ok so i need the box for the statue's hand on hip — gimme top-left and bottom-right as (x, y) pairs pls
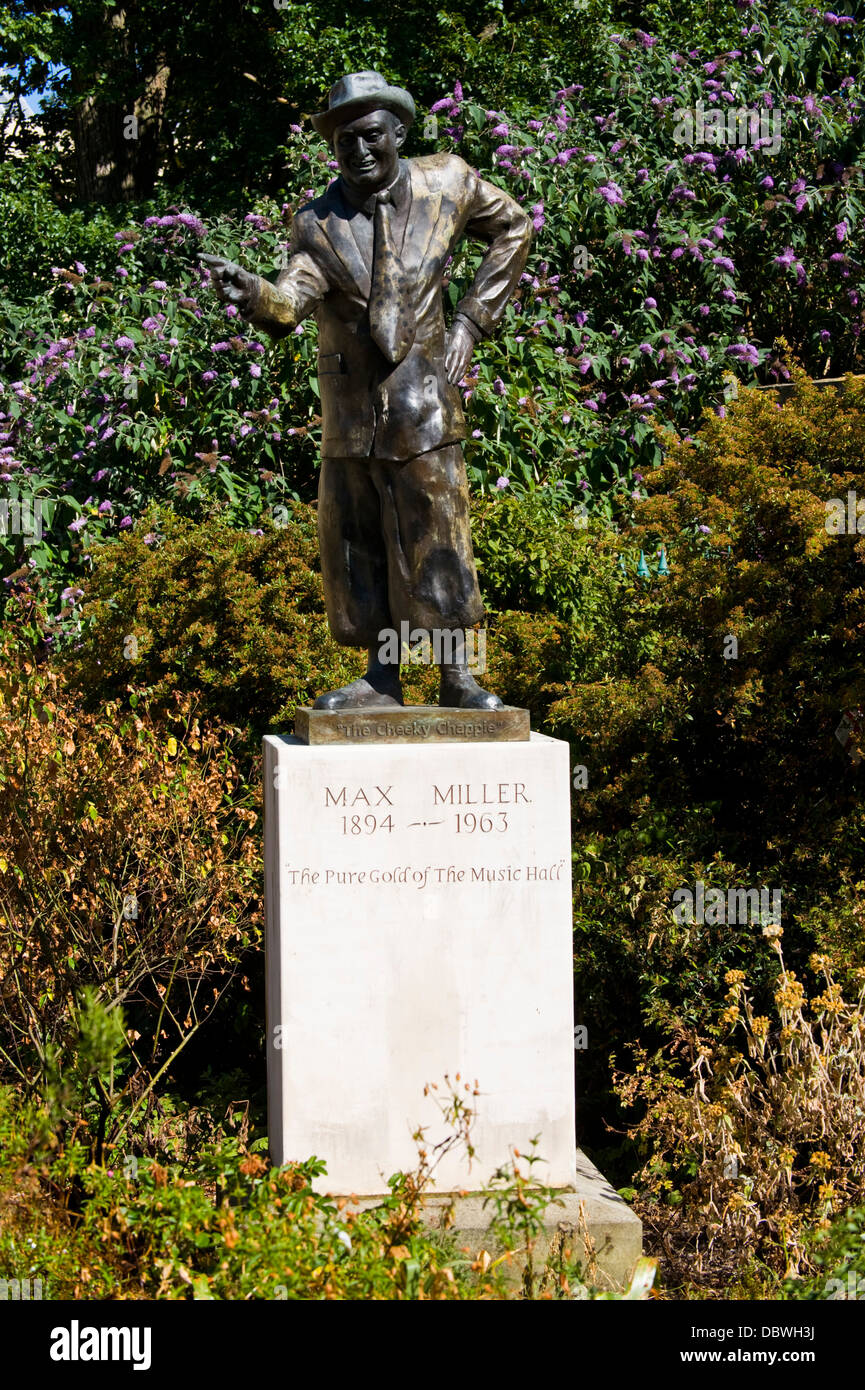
(199, 253), (259, 314)
(445, 319), (475, 386)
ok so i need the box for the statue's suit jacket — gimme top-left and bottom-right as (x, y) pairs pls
(245, 153), (532, 461)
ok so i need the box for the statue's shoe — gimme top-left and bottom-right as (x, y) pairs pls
(313, 676), (404, 711)
(439, 675), (504, 711)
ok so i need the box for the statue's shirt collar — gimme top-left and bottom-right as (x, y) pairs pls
(339, 160), (410, 217)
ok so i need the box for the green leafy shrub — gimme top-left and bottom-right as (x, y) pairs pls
(0, 1081), (610, 1301)
(551, 368), (865, 934)
(62, 493), (621, 725)
(473, 489), (617, 624)
(538, 372), (865, 1165)
(784, 1205), (865, 1300)
(0, 149), (127, 300)
(61, 503), (359, 732)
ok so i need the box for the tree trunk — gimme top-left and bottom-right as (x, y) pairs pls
(71, 3), (169, 203)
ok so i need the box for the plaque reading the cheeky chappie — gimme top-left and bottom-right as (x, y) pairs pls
(294, 704), (530, 745)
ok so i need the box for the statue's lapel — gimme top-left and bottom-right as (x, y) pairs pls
(403, 161), (443, 280)
(313, 165), (445, 301)
(316, 186), (371, 299)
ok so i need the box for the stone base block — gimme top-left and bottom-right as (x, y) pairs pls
(339, 1148), (643, 1292)
(264, 732), (576, 1194)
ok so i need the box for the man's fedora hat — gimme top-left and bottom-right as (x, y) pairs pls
(312, 71), (416, 141)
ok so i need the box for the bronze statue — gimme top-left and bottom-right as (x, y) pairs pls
(202, 71), (531, 711)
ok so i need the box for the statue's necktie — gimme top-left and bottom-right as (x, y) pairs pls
(368, 189), (416, 365)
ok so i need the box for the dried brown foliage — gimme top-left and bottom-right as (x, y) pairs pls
(617, 936), (865, 1288)
(0, 600), (262, 1143)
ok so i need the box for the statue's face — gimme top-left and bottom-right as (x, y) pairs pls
(333, 109), (405, 194)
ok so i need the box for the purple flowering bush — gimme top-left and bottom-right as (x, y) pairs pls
(0, 202), (327, 609)
(1, 6), (863, 609)
(435, 10), (863, 506)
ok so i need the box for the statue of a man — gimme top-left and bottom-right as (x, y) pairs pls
(202, 71), (531, 711)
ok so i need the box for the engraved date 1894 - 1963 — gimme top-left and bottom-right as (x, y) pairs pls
(338, 811), (508, 835)
(324, 782), (527, 835)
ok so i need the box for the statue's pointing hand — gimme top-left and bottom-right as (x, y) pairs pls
(199, 253), (259, 314)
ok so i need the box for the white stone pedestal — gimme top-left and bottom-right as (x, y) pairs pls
(263, 731), (577, 1195)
